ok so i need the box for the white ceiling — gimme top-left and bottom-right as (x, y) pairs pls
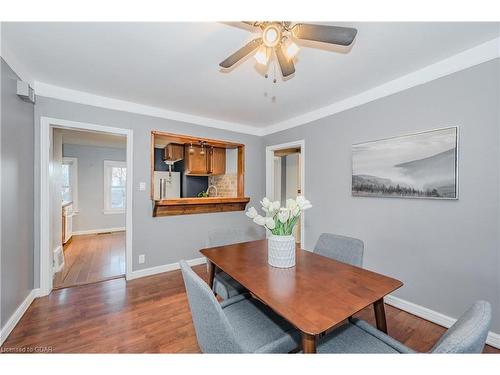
(59, 129), (126, 149)
(3, 22), (500, 129)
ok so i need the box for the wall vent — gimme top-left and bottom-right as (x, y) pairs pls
(16, 80), (36, 104)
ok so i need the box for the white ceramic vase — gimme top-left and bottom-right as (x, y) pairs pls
(268, 235), (296, 268)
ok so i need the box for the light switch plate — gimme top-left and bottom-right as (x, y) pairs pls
(139, 182), (146, 191)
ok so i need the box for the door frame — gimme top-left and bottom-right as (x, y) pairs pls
(39, 116), (133, 296)
(265, 140), (306, 249)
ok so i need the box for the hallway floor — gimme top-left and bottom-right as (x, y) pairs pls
(53, 231), (126, 289)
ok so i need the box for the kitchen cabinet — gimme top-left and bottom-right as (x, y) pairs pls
(209, 147), (226, 175)
(184, 145), (207, 175)
(62, 202), (73, 245)
(164, 143), (184, 162)
(184, 146), (226, 176)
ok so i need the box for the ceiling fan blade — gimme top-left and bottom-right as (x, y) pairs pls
(221, 21), (260, 32)
(292, 24), (357, 46)
(275, 45), (295, 78)
(219, 38), (263, 68)
(241, 21), (261, 28)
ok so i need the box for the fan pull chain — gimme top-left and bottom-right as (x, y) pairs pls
(271, 63), (277, 103)
(263, 52), (277, 103)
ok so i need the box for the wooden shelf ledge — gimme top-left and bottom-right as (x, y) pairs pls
(153, 197), (250, 217)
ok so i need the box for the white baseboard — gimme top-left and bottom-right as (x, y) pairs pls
(385, 294), (500, 349)
(127, 257), (206, 281)
(487, 331), (500, 349)
(72, 227), (125, 236)
(0, 288), (40, 346)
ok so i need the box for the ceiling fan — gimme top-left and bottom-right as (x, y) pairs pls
(219, 22), (358, 79)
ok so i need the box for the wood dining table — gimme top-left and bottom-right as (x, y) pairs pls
(200, 239), (403, 353)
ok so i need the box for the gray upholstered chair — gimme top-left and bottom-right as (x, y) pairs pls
(317, 301), (492, 354)
(208, 228), (263, 299)
(314, 233), (364, 267)
(180, 260), (300, 353)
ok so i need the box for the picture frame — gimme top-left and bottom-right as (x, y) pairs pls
(351, 127), (459, 200)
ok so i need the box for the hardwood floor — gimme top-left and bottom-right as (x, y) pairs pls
(2, 264), (498, 353)
(53, 232), (125, 289)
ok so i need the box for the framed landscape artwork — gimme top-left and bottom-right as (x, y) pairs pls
(352, 127), (458, 199)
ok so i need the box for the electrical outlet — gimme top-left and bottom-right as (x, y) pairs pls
(138, 254), (145, 264)
(139, 182), (146, 191)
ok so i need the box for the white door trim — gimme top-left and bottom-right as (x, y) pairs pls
(265, 140), (306, 249)
(39, 116), (133, 296)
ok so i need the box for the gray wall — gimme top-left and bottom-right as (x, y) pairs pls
(33, 97), (265, 284)
(264, 59), (500, 334)
(4, 49), (499, 340)
(63, 143), (126, 232)
(1, 58), (34, 327)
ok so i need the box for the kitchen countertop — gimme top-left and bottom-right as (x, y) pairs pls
(153, 196), (250, 217)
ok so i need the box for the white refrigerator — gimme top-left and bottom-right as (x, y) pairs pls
(153, 171), (181, 199)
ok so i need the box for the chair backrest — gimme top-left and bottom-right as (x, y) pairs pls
(431, 301), (492, 353)
(207, 227), (263, 247)
(314, 233), (364, 267)
(180, 260), (243, 353)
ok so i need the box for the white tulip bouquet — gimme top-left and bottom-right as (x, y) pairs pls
(245, 196), (312, 236)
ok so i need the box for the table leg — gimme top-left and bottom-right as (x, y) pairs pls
(206, 260), (215, 292)
(373, 298), (388, 334)
(302, 333), (317, 354)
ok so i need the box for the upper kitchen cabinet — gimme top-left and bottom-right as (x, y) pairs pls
(164, 143), (184, 162)
(184, 144), (226, 176)
(151, 131), (249, 217)
(184, 144), (206, 175)
(209, 147), (226, 175)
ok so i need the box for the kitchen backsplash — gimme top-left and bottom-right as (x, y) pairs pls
(208, 173), (237, 197)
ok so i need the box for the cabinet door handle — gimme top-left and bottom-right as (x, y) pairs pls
(207, 148), (213, 173)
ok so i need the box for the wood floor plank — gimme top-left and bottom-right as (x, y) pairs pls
(2, 264), (498, 353)
(53, 232), (125, 289)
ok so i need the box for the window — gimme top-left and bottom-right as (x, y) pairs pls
(104, 160), (127, 214)
(62, 157), (78, 212)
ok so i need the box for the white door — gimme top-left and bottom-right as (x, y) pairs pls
(273, 157), (282, 203)
(285, 153), (300, 199)
(285, 153), (301, 242)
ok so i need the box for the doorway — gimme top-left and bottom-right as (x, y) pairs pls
(266, 140), (305, 248)
(40, 117), (133, 296)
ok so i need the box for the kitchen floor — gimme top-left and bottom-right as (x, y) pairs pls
(53, 231), (126, 289)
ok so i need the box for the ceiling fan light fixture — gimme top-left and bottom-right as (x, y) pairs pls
(219, 22), (357, 80)
(262, 24), (281, 47)
(254, 46), (269, 65)
(285, 40), (300, 60)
